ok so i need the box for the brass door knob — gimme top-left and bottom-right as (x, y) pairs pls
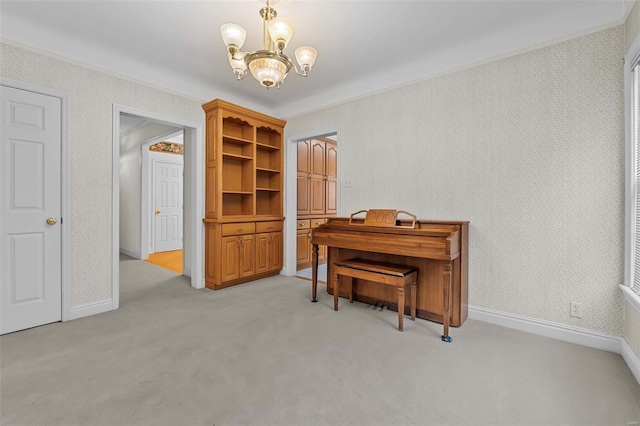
(46, 217), (57, 225)
(155, 209), (161, 215)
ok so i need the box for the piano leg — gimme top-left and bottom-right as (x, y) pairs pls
(442, 262), (453, 343)
(333, 267), (340, 311)
(397, 286), (405, 332)
(311, 244), (319, 302)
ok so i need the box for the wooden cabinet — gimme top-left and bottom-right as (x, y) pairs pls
(220, 234), (255, 282)
(296, 138), (336, 271)
(296, 218), (327, 270)
(203, 99), (285, 290)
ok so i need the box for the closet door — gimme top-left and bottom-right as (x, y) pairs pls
(297, 141), (311, 216)
(309, 140), (326, 215)
(325, 141), (337, 215)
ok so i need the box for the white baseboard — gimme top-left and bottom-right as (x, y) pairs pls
(119, 248), (141, 259)
(621, 338), (640, 385)
(468, 305), (622, 353)
(69, 299), (114, 320)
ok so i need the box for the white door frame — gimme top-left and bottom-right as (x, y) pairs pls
(113, 105), (204, 306)
(284, 127), (340, 276)
(0, 77), (72, 322)
(140, 130), (183, 260)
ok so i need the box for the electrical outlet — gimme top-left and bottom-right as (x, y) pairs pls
(343, 179), (353, 188)
(570, 302), (583, 318)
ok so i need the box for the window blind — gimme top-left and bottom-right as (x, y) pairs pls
(633, 60), (640, 295)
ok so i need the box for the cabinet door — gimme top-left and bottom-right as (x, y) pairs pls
(255, 233), (269, 274)
(310, 140), (325, 177)
(310, 177), (325, 215)
(297, 140), (311, 174)
(269, 232), (283, 271)
(239, 235), (255, 278)
(296, 229), (311, 265)
(325, 142), (337, 215)
(297, 174), (310, 216)
(221, 236), (240, 282)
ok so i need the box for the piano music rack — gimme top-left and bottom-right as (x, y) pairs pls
(348, 209), (417, 229)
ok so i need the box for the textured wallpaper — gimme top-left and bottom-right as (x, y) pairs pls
(286, 26), (626, 335)
(0, 41), (205, 306)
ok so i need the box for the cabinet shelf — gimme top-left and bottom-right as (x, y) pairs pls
(223, 135), (253, 145)
(223, 152), (253, 161)
(256, 187), (280, 192)
(223, 190), (254, 195)
(256, 167), (280, 173)
(256, 142), (280, 151)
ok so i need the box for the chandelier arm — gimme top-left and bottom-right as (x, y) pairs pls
(291, 63), (310, 77)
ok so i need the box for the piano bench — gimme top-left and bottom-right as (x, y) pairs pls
(332, 258), (417, 332)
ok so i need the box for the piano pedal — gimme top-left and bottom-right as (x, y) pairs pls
(372, 302), (379, 309)
(441, 335), (452, 343)
(380, 304), (385, 311)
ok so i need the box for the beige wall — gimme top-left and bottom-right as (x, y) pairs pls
(286, 26), (625, 335)
(0, 41), (205, 307)
(625, 0), (640, 363)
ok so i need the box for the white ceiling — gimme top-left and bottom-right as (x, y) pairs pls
(0, 0), (631, 118)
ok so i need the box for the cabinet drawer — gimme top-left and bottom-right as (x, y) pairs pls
(256, 221), (283, 233)
(297, 219), (310, 230)
(221, 222), (256, 236)
(310, 218), (326, 228)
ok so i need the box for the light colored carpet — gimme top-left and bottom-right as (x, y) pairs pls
(296, 263), (327, 282)
(1, 255), (639, 425)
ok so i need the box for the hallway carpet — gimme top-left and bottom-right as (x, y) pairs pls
(1, 256), (639, 425)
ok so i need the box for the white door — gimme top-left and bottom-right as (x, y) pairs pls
(1, 86), (62, 334)
(154, 160), (183, 252)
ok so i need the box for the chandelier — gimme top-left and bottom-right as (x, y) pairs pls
(220, 0), (317, 88)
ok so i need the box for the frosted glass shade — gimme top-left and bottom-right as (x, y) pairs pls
(268, 18), (294, 49)
(248, 57), (287, 88)
(295, 46), (317, 70)
(220, 23), (246, 49)
(228, 52), (247, 74)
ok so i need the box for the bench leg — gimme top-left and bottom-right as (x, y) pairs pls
(333, 268), (340, 311)
(348, 277), (354, 303)
(397, 286), (405, 332)
(410, 280), (416, 321)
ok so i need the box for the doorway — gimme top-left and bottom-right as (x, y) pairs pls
(113, 105), (204, 308)
(285, 129), (340, 282)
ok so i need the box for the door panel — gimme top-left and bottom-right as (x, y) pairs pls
(296, 175), (310, 216)
(221, 236), (239, 282)
(239, 236), (255, 278)
(1, 86), (61, 334)
(297, 140), (310, 175)
(310, 178), (325, 215)
(310, 140), (325, 177)
(269, 232), (283, 271)
(155, 161), (183, 252)
(255, 233), (269, 274)
(296, 230), (311, 265)
(325, 142), (337, 179)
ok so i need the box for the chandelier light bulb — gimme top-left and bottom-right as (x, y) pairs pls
(268, 17), (294, 51)
(295, 46), (317, 72)
(220, 23), (247, 53)
(228, 52), (247, 77)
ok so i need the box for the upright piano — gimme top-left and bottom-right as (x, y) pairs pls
(311, 215), (469, 330)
